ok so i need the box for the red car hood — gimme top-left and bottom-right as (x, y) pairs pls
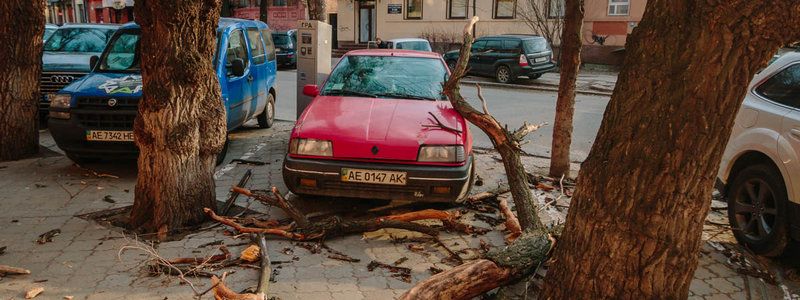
(294, 96), (468, 162)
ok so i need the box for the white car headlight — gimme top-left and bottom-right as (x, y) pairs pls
(49, 94), (71, 109)
(290, 138), (333, 157)
(418, 145), (465, 163)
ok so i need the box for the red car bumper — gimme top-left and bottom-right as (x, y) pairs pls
(282, 155), (474, 202)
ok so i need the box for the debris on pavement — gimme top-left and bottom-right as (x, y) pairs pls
(36, 229), (61, 244)
(25, 286), (44, 299)
(231, 159), (269, 166)
(102, 195), (115, 203)
(367, 260), (412, 283)
(0, 265), (31, 275)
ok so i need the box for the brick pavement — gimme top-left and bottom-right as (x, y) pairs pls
(0, 121), (794, 299)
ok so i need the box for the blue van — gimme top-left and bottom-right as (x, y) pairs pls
(40, 23), (119, 121)
(47, 18), (278, 163)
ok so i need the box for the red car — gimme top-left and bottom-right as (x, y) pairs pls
(283, 49), (474, 202)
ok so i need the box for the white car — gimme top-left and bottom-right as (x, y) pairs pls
(717, 51), (800, 257)
(368, 38), (432, 52)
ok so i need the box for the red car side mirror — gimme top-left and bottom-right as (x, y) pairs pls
(303, 84), (319, 97)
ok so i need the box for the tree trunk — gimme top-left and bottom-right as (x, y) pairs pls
(542, 1), (800, 298)
(259, 0), (268, 24)
(0, 0), (44, 161)
(548, 0), (583, 178)
(444, 17), (544, 232)
(129, 0), (226, 237)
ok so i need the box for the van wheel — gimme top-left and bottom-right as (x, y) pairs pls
(727, 164), (790, 257)
(495, 65), (514, 84)
(216, 136), (229, 166)
(257, 93), (275, 129)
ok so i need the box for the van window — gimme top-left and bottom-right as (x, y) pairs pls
(226, 29), (249, 76)
(246, 28), (267, 64)
(261, 29), (276, 61)
(755, 64), (800, 108)
(44, 27), (115, 53)
(471, 40), (488, 52)
(99, 32), (140, 72)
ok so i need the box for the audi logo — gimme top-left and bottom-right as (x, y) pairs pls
(50, 75), (75, 84)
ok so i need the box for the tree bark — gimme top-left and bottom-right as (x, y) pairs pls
(542, 1), (800, 298)
(259, 0), (268, 24)
(0, 0), (44, 161)
(129, 0), (226, 237)
(444, 17), (544, 232)
(548, 0), (583, 178)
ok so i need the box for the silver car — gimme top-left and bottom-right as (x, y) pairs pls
(717, 51), (800, 257)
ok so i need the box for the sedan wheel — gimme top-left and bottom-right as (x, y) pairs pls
(727, 164), (790, 257)
(495, 66), (513, 84)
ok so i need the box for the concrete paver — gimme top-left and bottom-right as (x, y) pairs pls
(0, 122), (794, 299)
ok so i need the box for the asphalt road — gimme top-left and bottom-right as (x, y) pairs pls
(273, 68), (610, 162)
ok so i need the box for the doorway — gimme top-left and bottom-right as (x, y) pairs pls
(358, 1), (376, 43)
(328, 13), (338, 49)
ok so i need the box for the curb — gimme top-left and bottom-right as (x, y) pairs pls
(461, 80), (613, 97)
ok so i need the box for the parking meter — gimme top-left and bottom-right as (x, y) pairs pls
(296, 20), (332, 118)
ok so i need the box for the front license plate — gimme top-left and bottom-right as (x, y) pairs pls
(534, 57), (548, 63)
(86, 130), (134, 142)
(341, 168), (407, 186)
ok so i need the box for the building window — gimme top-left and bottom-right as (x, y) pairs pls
(548, 0), (564, 18)
(448, 0), (468, 19)
(406, 0), (422, 19)
(494, 0), (516, 19)
(272, 0), (286, 6)
(608, 0), (629, 16)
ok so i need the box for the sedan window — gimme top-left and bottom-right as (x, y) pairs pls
(756, 64), (800, 108)
(321, 56), (448, 101)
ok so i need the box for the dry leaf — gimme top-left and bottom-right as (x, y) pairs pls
(25, 286), (44, 299)
(64, 296), (73, 300)
(240, 245), (260, 262)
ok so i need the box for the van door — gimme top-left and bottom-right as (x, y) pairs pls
(469, 40), (488, 75)
(223, 29), (253, 129)
(246, 27), (269, 120)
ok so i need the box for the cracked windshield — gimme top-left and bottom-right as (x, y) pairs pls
(321, 55), (448, 100)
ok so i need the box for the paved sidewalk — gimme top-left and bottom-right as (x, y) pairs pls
(462, 70), (617, 96)
(0, 121), (793, 299)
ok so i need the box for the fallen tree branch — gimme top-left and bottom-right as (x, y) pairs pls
(222, 169), (253, 216)
(0, 265), (31, 275)
(167, 246), (231, 265)
(401, 232), (553, 299)
(232, 187), (310, 227)
(205, 208), (311, 240)
(498, 198), (522, 242)
(254, 234), (271, 295)
(212, 274), (265, 300)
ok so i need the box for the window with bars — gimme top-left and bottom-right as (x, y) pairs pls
(548, 0), (564, 18)
(449, 0), (468, 19)
(608, 0), (629, 16)
(494, 0), (516, 19)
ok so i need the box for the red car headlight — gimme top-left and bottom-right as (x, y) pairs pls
(290, 138), (333, 157)
(417, 145), (465, 163)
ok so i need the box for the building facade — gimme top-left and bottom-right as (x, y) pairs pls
(227, 0), (338, 31)
(45, 0), (89, 24)
(334, 0), (645, 64)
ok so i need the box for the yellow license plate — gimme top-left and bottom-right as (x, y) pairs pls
(341, 168), (407, 186)
(85, 130), (134, 142)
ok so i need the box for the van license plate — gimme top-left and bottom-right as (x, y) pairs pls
(341, 168), (407, 186)
(534, 57), (548, 63)
(86, 130), (134, 142)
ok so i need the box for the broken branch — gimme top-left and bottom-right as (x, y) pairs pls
(498, 198), (522, 242)
(232, 187), (310, 227)
(0, 264), (31, 275)
(254, 234), (271, 295)
(204, 208), (310, 240)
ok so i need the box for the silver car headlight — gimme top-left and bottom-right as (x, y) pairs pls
(290, 138), (333, 157)
(418, 145), (465, 163)
(49, 94), (71, 109)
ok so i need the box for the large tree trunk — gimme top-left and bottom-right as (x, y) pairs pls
(0, 0), (44, 161)
(542, 1), (800, 298)
(259, 0), (268, 24)
(129, 0), (226, 237)
(548, 0), (583, 178)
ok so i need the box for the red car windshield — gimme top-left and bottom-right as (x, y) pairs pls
(321, 55), (448, 101)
